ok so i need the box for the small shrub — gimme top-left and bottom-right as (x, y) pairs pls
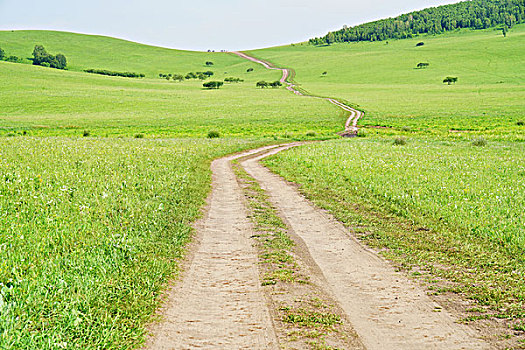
(207, 130), (220, 138)
(134, 133), (144, 139)
(416, 42), (425, 47)
(472, 138), (487, 147)
(205, 61), (214, 66)
(6, 132), (16, 137)
(517, 121), (524, 126)
(82, 130), (90, 137)
(306, 131), (316, 137)
(393, 137), (407, 146)
(357, 129), (367, 137)
(247, 68), (254, 73)
(322, 71), (327, 75)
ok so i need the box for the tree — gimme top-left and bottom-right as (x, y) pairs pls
(32, 45), (49, 65)
(443, 76), (458, 85)
(203, 81), (223, 89)
(417, 62), (430, 69)
(205, 61), (214, 66)
(172, 74), (184, 82)
(416, 42), (425, 47)
(247, 68), (254, 73)
(269, 81), (282, 88)
(32, 45), (67, 69)
(502, 25), (508, 37)
(256, 81), (269, 89)
(0, 47), (4, 60)
(203, 71), (214, 77)
(54, 54), (67, 69)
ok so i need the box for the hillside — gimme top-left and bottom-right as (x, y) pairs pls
(311, 0), (525, 44)
(251, 24), (525, 134)
(0, 31), (341, 138)
(0, 30), (251, 77)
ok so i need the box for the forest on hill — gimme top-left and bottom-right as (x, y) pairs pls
(309, 0), (524, 44)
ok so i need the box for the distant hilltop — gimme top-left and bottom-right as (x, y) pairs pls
(310, 0), (524, 45)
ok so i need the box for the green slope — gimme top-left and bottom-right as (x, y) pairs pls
(251, 25), (525, 135)
(0, 31), (342, 138)
(0, 30), (241, 77)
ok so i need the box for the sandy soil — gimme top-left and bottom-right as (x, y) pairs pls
(241, 145), (491, 350)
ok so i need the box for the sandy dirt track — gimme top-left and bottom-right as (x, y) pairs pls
(241, 145), (490, 350)
(146, 146), (280, 350)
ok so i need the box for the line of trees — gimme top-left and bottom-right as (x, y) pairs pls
(203, 81), (223, 89)
(32, 45), (67, 69)
(0, 47), (24, 63)
(309, 0), (524, 45)
(256, 81), (283, 88)
(224, 77), (244, 83)
(84, 69), (145, 78)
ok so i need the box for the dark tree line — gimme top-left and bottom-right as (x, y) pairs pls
(85, 69), (145, 78)
(310, 0), (524, 45)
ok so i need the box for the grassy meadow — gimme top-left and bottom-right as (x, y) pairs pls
(251, 24), (525, 135)
(0, 30), (343, 138)
(0, 21), (524, 348)
(0, 137), (271, 349)
(264, 138), (525, 329)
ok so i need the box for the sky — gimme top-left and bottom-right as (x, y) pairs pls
(0, 0), (461, 51)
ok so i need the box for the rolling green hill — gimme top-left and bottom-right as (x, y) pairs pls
(0, 31), (342, 138)
(251, 24), (525, 135)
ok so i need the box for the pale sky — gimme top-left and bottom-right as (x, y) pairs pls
(0, 0), (461, 51)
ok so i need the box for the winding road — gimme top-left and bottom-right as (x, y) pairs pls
(146, 54), (491, 349)
(232, 51), (363, 135)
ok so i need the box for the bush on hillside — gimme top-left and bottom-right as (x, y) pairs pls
(393, 137), (407, 145)
(256, 81), (269, 88)
(32, 45), (67, 69)
(417, 62), (430, 69)
(5, 56), (23, 63)
(416, 42), (425, 47)
(207, 130), (220, 138)
(472, 137), (487, 147)
(270, 81), (282, 88)
(443, 76), (458, 85)
(205, 61), (214, 66)
(247, 68), (254, 72)
(517, 121), (524, 126)
(0, 47), (4, 60)
(203, 81), (224, 89)
(224, 77), (244, 83)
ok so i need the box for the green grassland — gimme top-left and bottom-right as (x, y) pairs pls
(0, 137), (270, 349)
(0, 30), (343, 138)
(1, 22), (525, 348)
(264, 138), (525, 331)
(250, 24), (525, 135)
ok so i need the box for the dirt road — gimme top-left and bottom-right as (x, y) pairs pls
(241, 145), (490, 350)
(146, 146), (280, 350)
(148, 143), (490, 349)
(231, 51), (363, 134)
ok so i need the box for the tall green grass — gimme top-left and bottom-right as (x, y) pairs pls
(265, 138), (525, 249)
(0, 137), (266, 349)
